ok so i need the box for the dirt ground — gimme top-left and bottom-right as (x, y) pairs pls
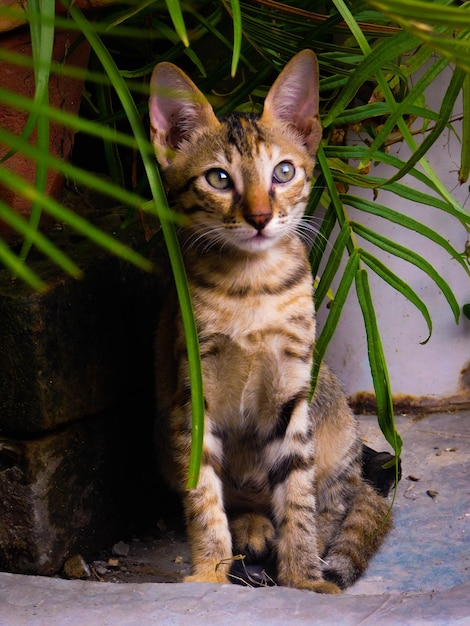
(80, 522), (273, 587)
(85, 521), (192, 585)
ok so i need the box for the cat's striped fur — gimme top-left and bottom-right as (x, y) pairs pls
(150, 50), (391, 593)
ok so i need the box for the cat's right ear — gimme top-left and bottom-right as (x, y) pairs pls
(149, 63), (219, 168)
(262, 49), (322, 155)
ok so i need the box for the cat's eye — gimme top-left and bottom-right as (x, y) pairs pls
(273, 161), (295, 184)
(205, 168), (233, 190)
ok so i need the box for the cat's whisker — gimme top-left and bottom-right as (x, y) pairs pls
(299, 214), (323, 232)
(183, 225), (230, 255)
(297, 216), (335, 253)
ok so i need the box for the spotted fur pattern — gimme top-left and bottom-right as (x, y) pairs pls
(150, 50), (391, 593)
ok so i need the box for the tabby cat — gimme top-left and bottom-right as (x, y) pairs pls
(150, 50), (391, 593)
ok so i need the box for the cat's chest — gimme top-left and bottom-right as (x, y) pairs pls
(187, 244), (314, 349)
(192, 288), (314, 361)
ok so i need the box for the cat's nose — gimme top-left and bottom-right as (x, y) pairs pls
(245, 212), (273, 232)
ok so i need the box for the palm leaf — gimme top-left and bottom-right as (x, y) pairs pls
(2, 0), (469, 486)
(164, 0), (189, 47)
(314, 221), (351, 310)
(355, 268), (402, 457)
(352, 222), (461, 323)
(460, 75), (470, 183)
(64, 0), (204, 489)
(0, 164), (152, 272)
(0, 238), (47, 291)
(343, 194), (470, 274)
(310, 252), (359, 398)
(360, 249), (432, 344)
(365, 0), (470, 72)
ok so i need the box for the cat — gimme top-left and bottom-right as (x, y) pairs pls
(149, 49), (392, 593)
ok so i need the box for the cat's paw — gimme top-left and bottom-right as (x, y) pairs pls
(278, 574), (342, 594)
(302, 580), (342, 594)
(230, 513), (275, 562)
(184, 570), (230, 584)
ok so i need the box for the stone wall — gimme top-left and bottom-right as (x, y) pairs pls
(0, 211), (167, 574)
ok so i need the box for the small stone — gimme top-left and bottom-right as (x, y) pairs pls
(63, 554), (91, 579)
(427, 490), (439, 500)
(95, 565), (109, 576)
(93, 561), (109, 576)
(112, 541), (130, 557)
(107, 558), (120, 568)
(174, 556), (183, 564)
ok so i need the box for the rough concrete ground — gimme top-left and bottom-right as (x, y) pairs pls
(0, 411), (469, 624)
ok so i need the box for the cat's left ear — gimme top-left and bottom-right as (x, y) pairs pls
(262, 50), (322, 155)
(149, 62), (219, 168)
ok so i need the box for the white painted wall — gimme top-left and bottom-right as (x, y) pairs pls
(316, 67), (470, 403)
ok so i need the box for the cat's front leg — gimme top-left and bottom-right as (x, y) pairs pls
(272, 466), (341, 594)
(183, 462), (233, 584)
(269, 402), (341, 594)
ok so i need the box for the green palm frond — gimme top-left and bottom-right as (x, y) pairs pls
(2, 0), (470, 481)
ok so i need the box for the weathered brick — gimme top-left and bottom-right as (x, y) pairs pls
(0, 218), (166, 435)
(0, 209), (170, 574)
(0, 29), (90, 243)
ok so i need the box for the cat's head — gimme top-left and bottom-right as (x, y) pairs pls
(149, 50), (321, 254)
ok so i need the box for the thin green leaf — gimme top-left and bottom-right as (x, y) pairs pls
(18, 0), (55, 263)
(0, 200), (83, 279)
(103, 0), (156, 29)
(322, 30), (418, 127)
(330, 0), (467, 216)
(332, 0), (370, 52)
(0, 0), (53, 165)
(0, 238), (47, 291)
(332, 102), (441, 127)
(309, 206), (336, 279)
(164, 0), (189, 47)
(325, 146), (470, 222)
(355, 268), (402, 457)
(0, 87), (139, 151)
(63, 0), (203, 489)
(381, 66), (466, 186)
(352, 222), (461, 323)
(366, 0), (470, 26)
(190, 6), (255, 72)
(314, 221), (351, 310)
(460, 74), (470, 183)
(361, 55), (449, 161)
(360, 248), (432, 343)
(0, 126), (163, 218)
(310, 251), (359, 399)
(0, 164), (152, 272)
(378, 182), (470, 225)
(229, 0), (242, 77)
(343, 194), (470, 274)
(422, 35), (470, 79)
(316, 146), (349, 234)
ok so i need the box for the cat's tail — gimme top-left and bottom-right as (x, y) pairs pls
(321, 479), (392, 589)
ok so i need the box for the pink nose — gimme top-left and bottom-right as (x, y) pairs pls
(245, 212), (272, 232)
